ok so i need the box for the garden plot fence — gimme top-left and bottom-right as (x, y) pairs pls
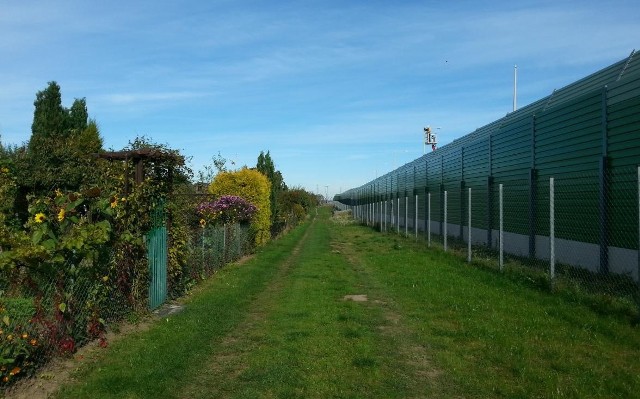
(0, 202), (252, 388)
(336, 49), (640, 307)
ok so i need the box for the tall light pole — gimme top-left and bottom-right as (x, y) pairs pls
(324, 185), (329, 202)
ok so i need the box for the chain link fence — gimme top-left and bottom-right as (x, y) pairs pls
(0, 193), (254, 387)
(345, 165), (640, 319)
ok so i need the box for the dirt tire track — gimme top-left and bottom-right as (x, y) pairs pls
(329, 224), (444, 398)
(178, 216), (317, 399)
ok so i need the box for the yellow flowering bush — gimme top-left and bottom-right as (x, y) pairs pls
(208, 168), (271, 246)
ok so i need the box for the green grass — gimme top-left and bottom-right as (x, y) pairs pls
(339, 225), (640, 398)
(53, 207), (640, 398)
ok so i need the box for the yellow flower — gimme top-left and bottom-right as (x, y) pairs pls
(21, 333), (28, 339)
(102, 276), (109, 282)
(34, 213), (46, 223)
(55, 188), (63, 197)
(58, 208), (66, 222)
(6, 334), (13, 341)
(110, 198), (118, 208)
(199, 219), (206, 228)
(9, 367), (20, 376)
(1, 167), (8, 173)
(30, 338), (37, 346)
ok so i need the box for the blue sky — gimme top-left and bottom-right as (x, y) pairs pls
(0, 0), (638, 198)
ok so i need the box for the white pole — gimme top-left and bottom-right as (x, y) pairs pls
(550, 177), (555, 283)
(385, 200), (388, 232)
(428, 193), (431, 247)
(405, 195), (408, 237)
(513, 64), (518, 112)
(397, 197), (400, 234)
(444, 190), (448, 251)
(499, 184), (504, 271)
(468, 187), (472, 263)
(415, 194), (419, 240)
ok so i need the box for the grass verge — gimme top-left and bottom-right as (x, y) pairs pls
(339, 224), (640, 398)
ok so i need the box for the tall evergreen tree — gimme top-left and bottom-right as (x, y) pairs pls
(30, 81), (67, 140)
(68, 98), (89, 133)
(24, 82), (103, 192)
(256, 151), (287, 234)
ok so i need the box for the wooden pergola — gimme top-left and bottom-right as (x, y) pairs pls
(98, 148), (184, 194)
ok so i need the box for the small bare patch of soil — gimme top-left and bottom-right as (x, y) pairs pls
(343, 294), (368, 302)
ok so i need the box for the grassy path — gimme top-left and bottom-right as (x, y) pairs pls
(50, 207), (640, 398)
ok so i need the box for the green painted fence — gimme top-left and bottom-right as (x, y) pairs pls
(337, 49), (640, 280)
(147, 201), (168, 310)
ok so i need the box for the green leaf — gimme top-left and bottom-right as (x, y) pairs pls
(2, 315), (10, 326)
(71, 198), (84, 209)
(58, 303), (66, 313)
(42, 239), (56, 251)
(32, 230), (43, 244)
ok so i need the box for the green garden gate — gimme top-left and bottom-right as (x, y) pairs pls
(147, 201), (168, 310)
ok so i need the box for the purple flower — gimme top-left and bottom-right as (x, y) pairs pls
(197, 195), (257, 224)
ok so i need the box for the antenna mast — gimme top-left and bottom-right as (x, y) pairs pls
(513, 64), (518, 112)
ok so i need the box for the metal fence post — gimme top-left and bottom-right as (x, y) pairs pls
(444, 190), (448, 251)
(499, 184), (503, 271)
(468, 187), (472, 263)
(428, 192), (431, 247)
(384, 199), (387, 232)
(397, 196), (400, 234)
(415, 194), (419, 240)
(550, 177), (555, 285)
(405, 195), (409, 237)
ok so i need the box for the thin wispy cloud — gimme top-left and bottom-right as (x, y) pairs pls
(0, 0), (637, 196)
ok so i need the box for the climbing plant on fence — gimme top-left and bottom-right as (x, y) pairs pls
(0, 138), (198, 386)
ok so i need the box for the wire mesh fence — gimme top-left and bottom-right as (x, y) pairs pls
(345, 165), (640, 318)
(0, 206), (253, 387)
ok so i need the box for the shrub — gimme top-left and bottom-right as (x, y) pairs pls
(208, 168), (271, 246)
(197, 195), (257, 225)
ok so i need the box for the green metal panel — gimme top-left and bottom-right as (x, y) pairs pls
(491, 115), (531, 181)
(464, 140), (490, 229)
(608, 85), (640, 249)
(148, 202), (168, 310)
(338, 50), (639, 256)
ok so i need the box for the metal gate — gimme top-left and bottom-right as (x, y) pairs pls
(147, 201), (168, 310)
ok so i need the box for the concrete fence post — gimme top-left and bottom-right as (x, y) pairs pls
(444, 190), (448, 251)
(405, 195), (409, 237)
(468, 187), (472, 263)
(415, 194), (419, 240)
(428, 193), (431, 247)
(499, 184), (504, 271)
(397, 196), (400, 234)
(550, 177), (555, 284)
